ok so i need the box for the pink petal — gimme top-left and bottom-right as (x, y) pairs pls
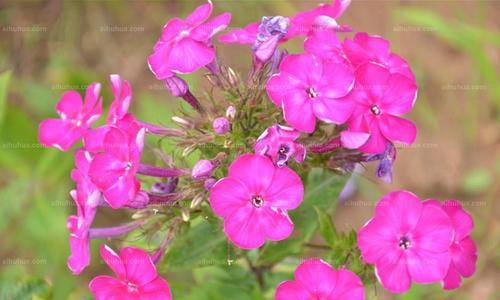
(280, 54), (322, 84)
(282, 93), (315, 133)
(100, 244), (126, 279)
(83, 83), (102, 113)
(358, 218), (398, 264)
(387, 53), (416, 81)
(103, 127), (131, 161)
(67, 233), (90, 275)
(340, 130), (370, 149)
(312, 97), (355, 124)
(375, 252), (411, 294)
(108, 75), (132, 123)
(379, 115), (416, 145)
(412, 204), (454, 252)
(89, 153), (127, 189)
(167, 38), (215, 74)
(332, 0), (352, 18)
(56, 90), (83, 119)
(275, 280), (311, 300)
(159, 18), (188, 43)
(353, 32), (390, 61)
(218, 22), (259, 44)
(228, 154), (275, 195)
(442, 200), (474, 240)
(266, 73), (305, 107)
(224, 205), (266, 249)
(357, 123), (388, 154)
(209, 177), (250, 217)
(353, 63), (390, 101)
(89, 275), (131, 300)
(328, 269), (365, 300)
(304, 29), (341, 59)
(317, 61), (354, 98)
(263, 166), (303, 210)
(190, 12), (231, 41)
(261, 207), (294, 242)
(186, 1), (213, 26)
(102, 176), (139, 209)
(295, 259), (337, 296)
(140, 277), (173, 300)
(120, 247), (158, 285)
(443, 264), (462, 290)
(375, 191), (423, 233)
(39, 119), (84, 151)
(452, 236), (477, 277)
(380, 73), (417, 115)
(406, 248), (451, 283)
(83, 125), (109, 152)
(342, 38), (372, 68)
(148, 43), (175, 80)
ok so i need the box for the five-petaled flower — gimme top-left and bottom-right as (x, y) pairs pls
(209, 154), (304, 249)
(358, 191), (454, 293)
(275, 258), (365, 300)
(266, 53), (354, 133)
(340, 63), (418, 154)
(148, 0), (231, 79)
(89, 245), (172, 300)
(39, 83), (102, 151)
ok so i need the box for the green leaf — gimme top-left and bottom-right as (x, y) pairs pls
(162, 216), (233, 270)
(0, 70), (12, 131)
(0, 278), (52, 300)
(315, 207), (338, 247)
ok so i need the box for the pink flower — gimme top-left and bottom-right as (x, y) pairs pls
(340, 63), (417, 154)
(39, 83), (102, 151)
(148, 0), (231, 79)
(67, 150), (100, 274)
(266, 53), (354, 133)
(209, 154), (304, 249)
(358, 191), (454, 293)
(255, 124), (306, 167)
(343, 32), (415, 81)
(275, 258), (365, 300)
(89, 245), (172, 300)
(426, 200), (478, 290)
(287, 0), (352, 37)
(88, 124), (145, 208)
(304, 29), (346, 64)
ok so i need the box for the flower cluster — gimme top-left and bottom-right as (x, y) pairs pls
(37, 0), (476, 298)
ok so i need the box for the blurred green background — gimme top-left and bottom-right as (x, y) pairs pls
(0, 0), (498, 299)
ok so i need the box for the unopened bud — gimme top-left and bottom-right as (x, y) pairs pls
(192, 159), (216, 179)
(226, 106), (236, 119)
(212, 117), (231, 135)
(227, 67), (239, 86)
(172, 116), (192, 128)
(164, 75), (188, 97)
(181, 208), (190, 222)
(190, 193), (205, 209)
(203, 178), (217, 191)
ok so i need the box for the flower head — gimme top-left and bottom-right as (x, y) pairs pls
(255, 124), (306, 167)
(266, 53), (354, 133)
(275, 258), (365, 300)
(340, 63), (417, 154)
(148, 0), (231, 78)
(89, 245), (172, 300)
(39, 83), (102, 151)
(343, 32), (415, 81)
(209, 154), (304, 249)
(426, 200), (478, 290)
(89, 123), (145, 208)
(358, 191), (454, 293)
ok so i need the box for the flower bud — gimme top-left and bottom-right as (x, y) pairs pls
(192, 159), (216, 179)
(203, 178), (217, 191)
(212, 117), (231, 135)
(226, 106), (236, 120)
(164, 75), (188, 97)
(172, 116), (192, 128)
(126, 191), (150, 209)
(190, 193), (205, 209)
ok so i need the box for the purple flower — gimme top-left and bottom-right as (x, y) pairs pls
(255, 124), (306, 167)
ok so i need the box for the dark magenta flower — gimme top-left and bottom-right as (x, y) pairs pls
(275, 258), (365, 300)
(255, 124), (306, 167)
(39, 83), (102, 151)
(89, 245), (172, 300)
(209, 154), (304, 249)
(148, 0), (231, 78)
